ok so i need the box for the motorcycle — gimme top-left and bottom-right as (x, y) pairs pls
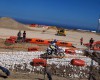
(40, 47), (65, 59)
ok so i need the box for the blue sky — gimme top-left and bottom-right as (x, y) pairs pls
(0, 0), (100, 30)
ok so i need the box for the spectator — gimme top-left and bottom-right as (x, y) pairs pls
(46, 70), (52, 80)
(17, 30), (21, 42)
(45, 65), (52, 80)
(23, 31), (26, 42)
(89, 38), (94, 49)
(80, 37), (83, 45)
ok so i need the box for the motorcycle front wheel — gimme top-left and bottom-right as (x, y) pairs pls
(57, 52), (65, 58)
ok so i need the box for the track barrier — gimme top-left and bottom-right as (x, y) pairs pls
(57, 41), (72, 47)
(31, 58), (47, 67)
(9, 36), (17, 40)
(28, 47), (39, 51)
(30, 38), (49, 45)
(71, 59), (85, 66)
(5, 38), (16, 44)
(0, 35), (73, 47)
(0, 46), (28, 49)
(65, 48), (76, 55)
(25, 38), (32, 42)
(30, 38), (72, 47)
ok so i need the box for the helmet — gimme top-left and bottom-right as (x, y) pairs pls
(53, 39), (57, 43)
(52, 43), (56, 46)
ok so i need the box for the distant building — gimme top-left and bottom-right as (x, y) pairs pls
(97, 19), (100, 33)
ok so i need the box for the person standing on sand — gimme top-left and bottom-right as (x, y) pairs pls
(80, 37), (83, 45)
(89, 38), (94, 49)
(17, 30), (21, 42)
(43, 65), (52, 80)
(23, 31), (26, 42)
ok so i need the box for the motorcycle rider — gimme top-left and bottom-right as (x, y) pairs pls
(46, 39), (58, 55)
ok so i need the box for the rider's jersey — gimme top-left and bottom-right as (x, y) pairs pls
(46, 43), (56, 54)
(46, 39), (58, 55)
(49, 44), (56, 50)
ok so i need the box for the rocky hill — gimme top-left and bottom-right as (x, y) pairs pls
(0, 17), (30, 30)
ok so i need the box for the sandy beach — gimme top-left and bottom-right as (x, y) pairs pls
(0, 27), (100, 45)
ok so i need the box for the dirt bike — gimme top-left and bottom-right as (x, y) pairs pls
(40, 47), (65, 59)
